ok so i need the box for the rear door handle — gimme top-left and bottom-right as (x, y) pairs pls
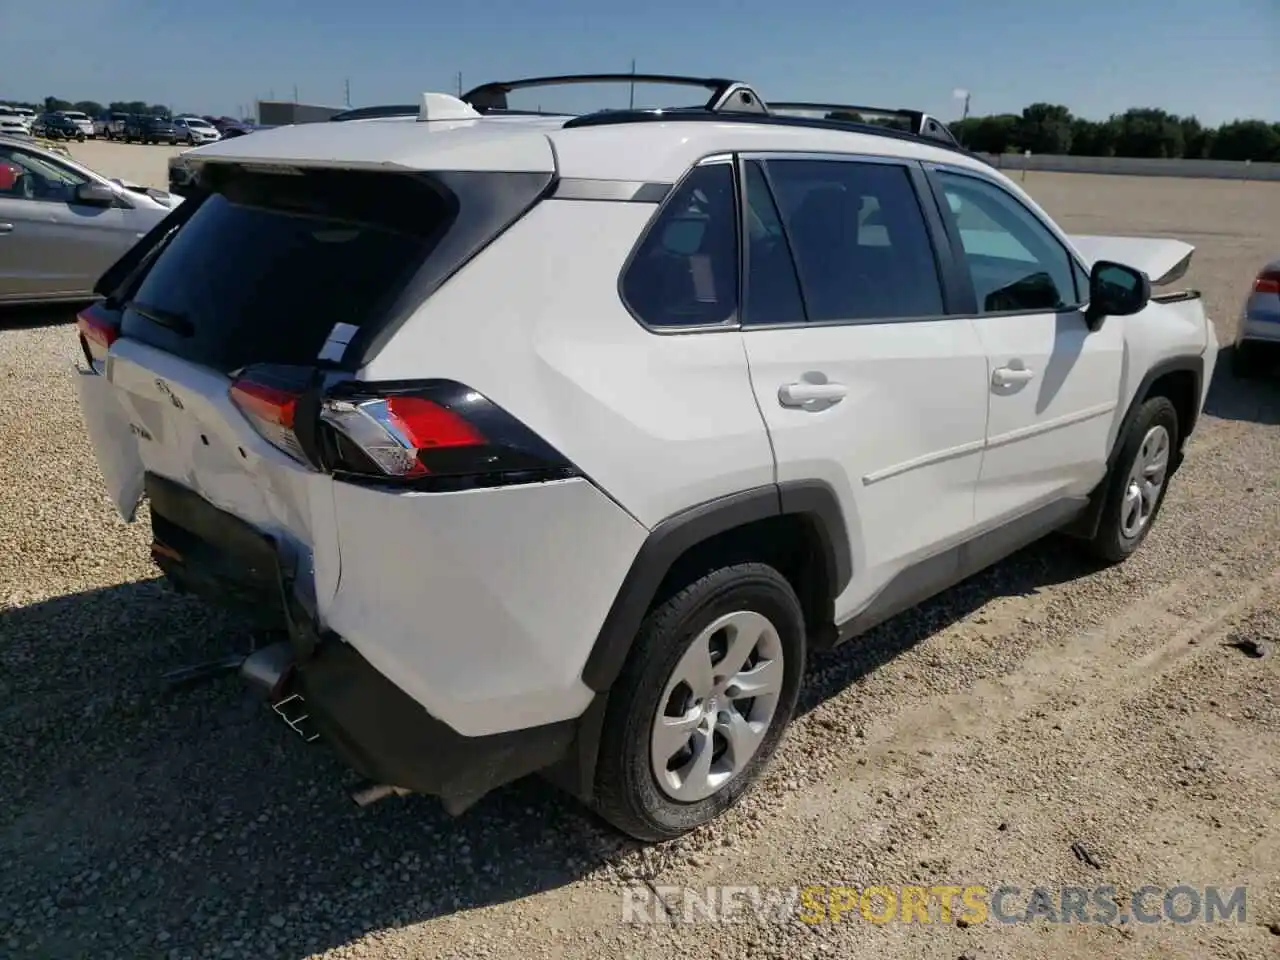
(778, 379), (848, 408)
(992, 365), (1035, 387)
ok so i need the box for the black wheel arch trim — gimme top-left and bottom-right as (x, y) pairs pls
(1108, 354), (1203, 472)
(580, 480), (851, 694)
(1063, 352), (1204, 541)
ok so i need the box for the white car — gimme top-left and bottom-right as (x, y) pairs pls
(0, 118), (29, 137)
(75, 74), (1217, 842)
(56, 110), (96, 138)
(172, 116), (221, 145)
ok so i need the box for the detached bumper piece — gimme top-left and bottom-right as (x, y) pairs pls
(144, 472), (577, 813)
(288, 613), (576, 813)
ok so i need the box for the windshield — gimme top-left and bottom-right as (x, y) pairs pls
(60, 112), (88, 120)
(182, 118), (213, 129)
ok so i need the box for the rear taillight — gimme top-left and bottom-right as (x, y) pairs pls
(319, 381), (578, 488)
(1253, 269), (1280, 295)
(76, 303), (120, 373)
(228, 365), (313, 463)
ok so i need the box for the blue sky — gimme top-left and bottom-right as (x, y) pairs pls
(1, 0), (1275, 123)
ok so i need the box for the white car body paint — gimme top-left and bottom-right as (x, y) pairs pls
(322, 478), (646, 736)
(361, 198), (779, 527)
(75, 99), (1219, 751)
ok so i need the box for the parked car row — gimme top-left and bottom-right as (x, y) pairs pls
(98, 112), (223, 145)
(0, 108), (226, 146)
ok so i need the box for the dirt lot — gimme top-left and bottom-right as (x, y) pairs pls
(2, 142), (1278, 959)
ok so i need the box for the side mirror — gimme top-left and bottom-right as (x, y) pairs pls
(1085, 260), (1150, 331)
(74, 181), (118, 207)
(0, 163), (19, 191)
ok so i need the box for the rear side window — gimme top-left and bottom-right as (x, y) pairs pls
(119, 166), (550, 372)
(765, 159), (944, 323)
(621, 162), (739, 329)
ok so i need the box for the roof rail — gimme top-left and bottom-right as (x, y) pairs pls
(461, 73), (768, 115)
(330, 104), (420, 122)
(768, 102), (959, 146)
(335, 74), (962, 152)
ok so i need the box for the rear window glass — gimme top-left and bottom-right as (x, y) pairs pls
(121, 168), (452, 372)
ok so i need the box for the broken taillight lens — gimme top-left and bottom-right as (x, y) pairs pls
(318, 381), (578, 488)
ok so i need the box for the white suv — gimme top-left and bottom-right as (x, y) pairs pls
(77, 75), (1218, 841)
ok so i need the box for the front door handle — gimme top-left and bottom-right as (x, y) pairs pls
(778, 378), (848, 408)
(992, 365), (1035, 387)
(0, 223), (13, 234)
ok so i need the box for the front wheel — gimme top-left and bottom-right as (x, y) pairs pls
(1086, 395), (1179, 563)
(593, 563), (806, 841)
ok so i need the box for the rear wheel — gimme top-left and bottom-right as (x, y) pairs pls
(1086, 396), (1179, 563)
(593, 563), (805, 841)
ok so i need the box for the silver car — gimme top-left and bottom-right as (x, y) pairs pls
(0, 135), (181, 304)
(1234, 260), (1279, 377)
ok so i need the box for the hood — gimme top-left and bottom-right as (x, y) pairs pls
(1069, 235), (1194, 287)
(109, 178), (182, 207)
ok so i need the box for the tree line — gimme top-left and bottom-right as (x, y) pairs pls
(11, 95), (1278, 161)
(948, 104), (1279, 162)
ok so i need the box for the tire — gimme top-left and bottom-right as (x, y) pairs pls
(1086, 395), (1179, 563)
(593, 562), (806, 841)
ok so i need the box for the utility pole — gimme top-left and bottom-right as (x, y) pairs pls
(628, 58), (636, 109)
(293, 84), (299, 103)
(344, 78), (351, 106)
(456, 71), (463, 97)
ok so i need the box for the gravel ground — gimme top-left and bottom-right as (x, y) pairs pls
(2, 143), (1279, 959)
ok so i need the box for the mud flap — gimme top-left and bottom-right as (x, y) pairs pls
(75, 366), (145, 521)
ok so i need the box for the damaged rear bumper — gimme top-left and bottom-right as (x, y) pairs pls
(148, 473), (577, 811)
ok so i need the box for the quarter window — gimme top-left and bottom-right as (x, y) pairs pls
(764, 159), (945, 323)
(935, 171), (1079, 314)
(621, 162), (739, 329)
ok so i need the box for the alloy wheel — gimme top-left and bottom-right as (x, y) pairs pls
(1120, 424), (1170, 539)
(650, 609), (785, 803)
